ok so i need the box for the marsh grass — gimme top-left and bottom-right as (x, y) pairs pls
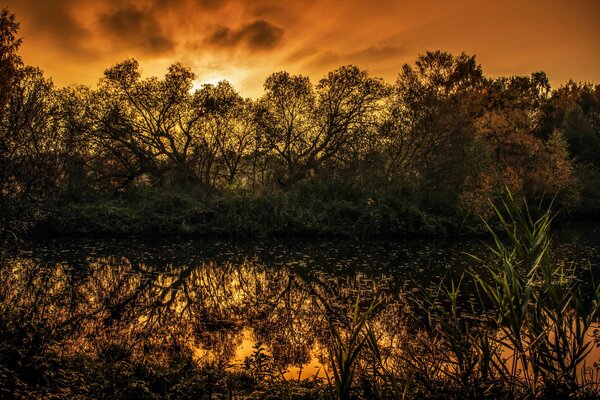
(325, 298), (381, 400)
(470, 189), (600, 398)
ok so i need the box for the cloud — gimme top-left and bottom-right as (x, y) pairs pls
(206, 20), (284, 51)
(304, 45), (409, 71)
(98, 4), (175, 55)
(8, 0), (95, 58)
(3, 0), (599, 98)
(197, 0), (228, 11)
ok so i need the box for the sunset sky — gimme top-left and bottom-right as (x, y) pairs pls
(5, 0), (600, 97)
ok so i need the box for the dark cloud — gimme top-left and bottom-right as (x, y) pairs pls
(98, 4), (175, 55)
(197, 0), (228, 11)
(7, 0), (94, 58)
(283, 47), (319, 63)
(350, 45), (409, 61)
(206, 20), (284, 50)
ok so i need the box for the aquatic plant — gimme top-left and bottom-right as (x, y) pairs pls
(473, 189), (600, 397)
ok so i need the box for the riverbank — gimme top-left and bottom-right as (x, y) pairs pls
(35, 185), (460, 239)
(31, 184), (599, 240)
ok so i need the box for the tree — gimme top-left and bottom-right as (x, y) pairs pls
(198, 81), (256, 186)
(543, 129), (578, 206)
(475, 72), (563, 198)
(0, 8), (22, 108)
(560, 103), (600, 166)
(1, 11), (64, 240)
(0, 66), (63, 239)
(542, 81), (600, 167)
(381, 51), (485, 217)
(381, 52), (483, 181)
(314, 65), (387, 175)
(257, 66), (385, 186)
(0, 7), (23, 188)
(255, 71), (316, 186)
(2, 67), (61, 187)
(541, 83), (600, 211)
(92, 59), (207, 187)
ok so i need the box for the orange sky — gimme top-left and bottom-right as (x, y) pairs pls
(5, 0), (600, 97)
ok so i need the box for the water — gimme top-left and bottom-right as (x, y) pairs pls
(3, 222), (600, 388)
(13, 222), (600, 299)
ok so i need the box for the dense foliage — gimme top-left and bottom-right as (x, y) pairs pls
(1, 8), (599, 239)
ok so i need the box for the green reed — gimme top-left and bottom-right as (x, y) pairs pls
(472, 189), (600, 398)
(325, 298), (380, 400)
(411, 275), (497, 398)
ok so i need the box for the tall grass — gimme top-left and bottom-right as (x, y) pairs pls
(411, 276), (497, 398)
(325, 298), (380, 400)
(472, 189), (600, 398)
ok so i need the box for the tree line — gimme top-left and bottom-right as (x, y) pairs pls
(1, 8), (599, 237)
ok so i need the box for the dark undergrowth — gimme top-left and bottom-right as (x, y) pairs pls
(36, 182), (458, 239)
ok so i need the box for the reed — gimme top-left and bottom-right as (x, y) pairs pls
(472, 189), (600, 397)
(326, 298), (379, 400)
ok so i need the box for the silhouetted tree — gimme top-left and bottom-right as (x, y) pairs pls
(315, 65), (388, 176)
(0, 8), (22, 108)
(198, 81), (257, 186)
(96, 59), (206, 187)
(54, 85), (96, 191)
(0, 8), (23, 237)
(1, 11), (65, 241)
(380, 51), (485, 218)
(257, 66), (386, 186)
(255, 71), (316, 186)
(381, 52), (483, 182)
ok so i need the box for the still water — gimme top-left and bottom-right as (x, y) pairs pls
(20, 221), (600, 282)
(4, 221), (600, 385)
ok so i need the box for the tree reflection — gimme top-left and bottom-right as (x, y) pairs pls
(1, 252), (598, 398)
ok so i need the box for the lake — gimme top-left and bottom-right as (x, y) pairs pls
(2, 221), (600, 397)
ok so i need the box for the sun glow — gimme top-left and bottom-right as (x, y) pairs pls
(191, 76), (226, 92)
(190, 66), (253, 96)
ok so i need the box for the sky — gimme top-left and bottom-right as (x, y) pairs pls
(4, 0), (600, 98)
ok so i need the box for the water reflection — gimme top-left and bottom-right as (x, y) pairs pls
(1, 256), (392, 393)
(2, 227), (600, 398)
